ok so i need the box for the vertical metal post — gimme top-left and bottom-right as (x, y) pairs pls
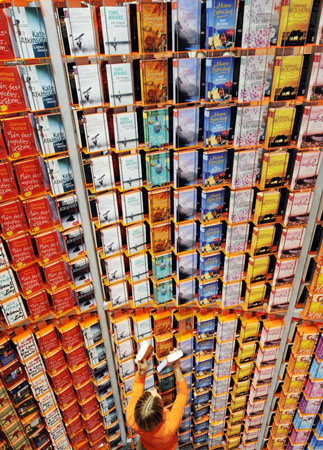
(40, 1), (127, 443)
(256, 160), (323, 450)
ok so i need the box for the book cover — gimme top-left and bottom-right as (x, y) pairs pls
(271, 55), (303, 101)
(205, 56), (233, 102)
(143, 108), (169, 149)
(199, 223), (222, 253)
(137, 3), (167, 53)
(244, 283), (266, 309)
(231, 149), (257, 188)
(278, 226), (306, 258)
(91, 154), (115, 192)
(24, 196), (54, 233)
(173, 188), (197, 222)
(46, 156), (75, 195)
(0, 160), (17, 201)
(174, 222), (196, 252)
(106, 63), (133, 107)
(259, 151), (290, 188)
(113, 111), (138, 151)
(264, 107), (295, 148)
(154, 279), (173, 305)
(177, 252), (197, 280)
(306, 53), (323, 101)
(228, 189), (254, 223)
(146, 150), (170, 188)
(172, 0), (201, 51)
(176, 279), (196, 305)
(0, 269), (19, 300)
(205, 0), (215, 49)
(63, 227), (85, 261)
(297, 106), (323, 148)
(246, 255), (270, 283)
(14, 157), (45, 198)
(126, 223), (146, 255)
(152, 252), (172, 281)
(2, 116), (37, 159)
(241, 0), (274, 48)
(109, 280), (128, 308)
(70, 257), (91, 287)
(121, 190), (144, 225)
(238, 55), (268, 102)
(2, 296), (27, 327)
(268, 286), (292, 312)
(56, 194), (81, 230)
(199, 253), (221, 281)
(0, 10), (14, 60)
(43, 259), (70, 291)
(96, 191), (119, 227)
(101, 224), (122, 256)
(201, 188), (224, 222)
(151, 223), (172, 254)
(202, 149), (227, 187)
(64, 7), (96, 56)
(225, 223), (249, 254)
(173, 150), (198, 188)
(132, 280), (150, 306)
(0, 199), (27, 236)
(173, 58), (200, 103)
(100, 6), (130, 55)
(16, 263), (42, 297)
(9, 7), (49, 58)
(173, 107), (199, 148)
(212, 0), (237, 49)
(83, 112), (110, 152)
(140, 60), (168, 105)
(250, 225), (275, 255)
(35, 113), (67, 155)
(272, 258), (298, 286)
(73, 63), (103, 108)
(290, 150), (322, 190)
(204, 107), (230, 148)
(148, 189), (171, 224)
(129, 253), (149, 281)
(0, 66), (26, 113)
(234, 105), (265, 148)
(119, 153), (142, 190)
(283, 191), (314, 226)
(254, 190), (280, 224)
(76, 284), (96, 312)
(0, 240), (9, 271)
(19, 64), (58, 111)
(277, 0), (313, 46)
(105, 254), (125, 284)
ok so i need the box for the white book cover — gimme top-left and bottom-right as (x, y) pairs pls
(0, 241), (9, 270)
(113, 112), (138, 151)
(297, 106), (323, 148)
(71, 257), (91, 286)
(101, 224), (122, 257)
(96, 191), (119, 227)
(19, 64), (57, 111)
(129, 253), (149, 281)
(14, 332), (38, 362)
(0, 269), (19, 301)
(91, 154), (115, 192)
(119, 154), (142, 190)
(268, 286), (292, 311)
(277, 227), (306, 258)
(107, 63), (133, 107)
(105, 254), (125, 284)
(38, 390), (56, 415)
(228, 189), (254, 223)
(306, 53), (323, 100)
(74, 64), (103, 108)
(76, 284), (96, 311)
(126, 223), (146, 255)
(234, 105), (264, 148)
(223, 254), (245, 283)
(64, 7), (96, 56)
(24, 354), (45, 381)
(272, 259), (298, 286)
(241, 0), (274, 49)
(225, 223), (249, 254)
(46, 157), (74, 195)
(2, 295), (27, 326)
(30, 373), (50, 398)
(109, 280), (128, 308)
(43, 407), (62, 430)
(84, 112), (110, 152)
(238, 55), (267, 102)
(121, 190), (144, 224)
(49, 422), (65, 444)
(100, 6), (130, 55)
(290, 150), (322, 190)
(64, 228), (85, 261)
(57, 194), (81, 230)
(35, 114), (67, 155)
(132, 280), (150, 306)
(231, 149), (257, 188)
(283, 191), (314, 226)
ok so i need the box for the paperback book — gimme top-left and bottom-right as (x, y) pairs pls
(290, 150), (322, 190)
(152, 252), (172, 281)
(106, 63), (133, 107)
(241, 0), (275, 48)
(126, 223), (147, 255)
(145, 150), (170, 188)
(202, 149), (227, 187)
(100, 6), (130, 55)
(173, 150), (198, 188)
(0, 269), (19, 301)
(221, 281), (242, 308)
(198, 280), (219, 306)
(234, 105), (266, 148)
(173, 58), (200, 103)
(56, 194), (81, 230)
(225, 223), (249, 254)
(278, 227), (306, 258)
(34, 113), (67, 155)
(140, 60), (168, 105)
(231, 149), (257, 188)
(132, 280), (150, 306)
(14, 157), (45, 198)
(246, 255), (270, 284)
(0, 9), (14, 60)
(2, 116), (37, 159)
(268, 286), (292, 312)
(177, 252), (197, 280)
(137, 3), (167, 54)
(306, 53), (323, 101)
(121, 190), (144, 225)
(91, 154), (115, 192)
(83, 112), (110, 152)
(0, 67), (26, 113)
(119, 153), (143, 190)
(64, 7), (96, 56)
(204, 107), (231, 148)
(109, 281), (128, 308)
(205, 56), (234, 102)
(105, 254), (125, 284)
(201, 188), (224, 222)
(238, 55), (269, 102)
(0, 199), (27, 236)
(271, 55), (303, 101)
(174, 222), (196, 253)
(101, 224), (122, 257)
(297, 106), (323, 149)
(19, 64), (58, 111)
(173, 188), (197, 222)
(113, 111), (138, 151)
(172, 0), (201, 51)
(143, 108), (169, 149)
(210, 0), (237, 50)
(0, 160), (17, 201)
(173, 107), (199, 148)
(96, 192), (119, 227)
(2, 296), (27, 327)
(283, 191), (314, 226)
(254, 190), (280, 224)
(154, 280), (173, 305)
(199, 253), (221, 281)
(228, 189), (254, 223)
(176, 279), (196, 305)
(73, 63), (103, 108)
(24, 196), (54, 233)
(130, 253), (149, 282)
(151, 223), (172, 254)
(46, 156), (75, 196)
(259, 151), (290, 189)
(277, 0), (313, 46)
(272, 258), (298, 286)
(223, 254), (245, 283)
(251, 225), (275, 255)
(63, 228), (85, 261)
(148, 189), (171, 224)
(199, 223), (222, 253)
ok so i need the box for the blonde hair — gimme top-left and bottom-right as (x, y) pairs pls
(134, 391), (163, 432)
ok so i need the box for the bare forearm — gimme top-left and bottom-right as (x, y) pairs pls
(174, 366), (184, 383)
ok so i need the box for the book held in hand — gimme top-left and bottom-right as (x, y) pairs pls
(157, 350), (183, 373)
(136, 340), (153, 363)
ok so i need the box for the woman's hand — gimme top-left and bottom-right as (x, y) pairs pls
(136, 359), (147, 376)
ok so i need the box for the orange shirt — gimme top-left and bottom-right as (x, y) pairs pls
(126, 372), (188, 450)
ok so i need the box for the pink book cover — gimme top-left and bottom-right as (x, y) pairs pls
(268, 286), (292, 311)
(291, 150), (322, 189)
(283, 191), (314, 226)
(272, 258), (298, 286)
(297, 105), (323, 148)
(277, 227), (306, 258)
(306, 53), (323, 100)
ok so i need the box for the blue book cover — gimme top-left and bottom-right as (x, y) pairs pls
(175, 222), (196, 253)
(199, 253), (221, 281)
(195, 338), (213, 354)
(198, 280), (219, 305)
(173, 58), (200, 103)
(172, 0), (201, 51)
(174, 189), (197, 222)
(194, 391), (209, 406)
(154, 279), (173, 305)
(201, 188), (224, 222)
(26, 8), (48, 57)
(196, 376), (212, 392)
(205, 0), (215, 50)
(197, 317), (215, 337)
(36, 65), (58, 109)
(205, 57), (234, 102)
(202, 150), (227, 187)
(176, 279), (195, 305)
(173, 107), (199, 148)
(47, 115), (67, 153)
(199, 223), (222, 253)
(146, 150), (170, 188)
(152, 252), (172, 281)
(195, 358), (213, 375)
(143, 108), (169, 149)
(173, 150), (198, 188)
(213, 0), (237, 49)
(180, 357), (193, 374)
(177, 252), (197, 280)
(204, 107), (230, 148)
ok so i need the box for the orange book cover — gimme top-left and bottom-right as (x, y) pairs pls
(151, 222), (172, 254)
(137, 3), (167, 53)
(140, 59), (168, 105)
(148, 189), (171, 223)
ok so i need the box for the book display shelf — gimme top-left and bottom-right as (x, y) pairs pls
(0, 0), (322, 449)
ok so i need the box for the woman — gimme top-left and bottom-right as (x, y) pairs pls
(126, 356), (188, 450)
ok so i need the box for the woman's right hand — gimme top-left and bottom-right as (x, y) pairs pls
(136, 359), (147, 376)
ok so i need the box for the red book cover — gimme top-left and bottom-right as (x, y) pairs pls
(24, 196), (53, 233)
(34, 230), (62, 264)
(43, 347), (66, 375)
(43, 259), (70, 291)
(75, 380), (94, 404)
(51, 285), (75, 316)
(83, 411), (101, 432)
(25, 290), (50, 321)
(69, 431), (87, 447)
(91, 438), (105, 450)
(87, 424), (105, 444)
(14, 157), (45, 198)
(1, 359), (25, 388)
(0, 161), (18, 201)
(16, 262), (43, 296)
(79, 396), (97, 418)
(50, 366), (71, 392)
(57, 320), (82, 351)
(56, 384), (76, 408)
(0, 67), (26, 113)
(75, 439), (89, 450)
(70, 363), (90, 388)
(0, 10), (14, 61)
(65, 344), (87, 369)
(0, 199), (27, 236)
(65, 416), (83, 438)
(35, 324), (59, 355)
(6, 233), (35, 267)
(2, 116), (37, 159)
(61, 400), (79, 423)
(0, 131), (7, 158)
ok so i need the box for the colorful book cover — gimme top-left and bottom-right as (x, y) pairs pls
(306, 53), (323, 101)
(119, 153), (142, 190)
(297, 106), (323, 149)
(121, 190), (144, 225)
(151, 223), (172, 254)
(278, 226), (306, 258)
(246, 255), (270, 283)
(173, 188), (197, 222)
(213, 0), (237, 49)
(0, 161), (18, 201)
(244, 284), (266, 309)
(199, 253), (221, 281)
(290, 150), (322, 190)
(0, 66), (26, 113)
(173, 107), (199, 148)
(264, 107), (295, 148)
(199, 223), (222, 253)
(106, 62), (133, 107)
(277, 0), (313, 46)
(64, 7), (96, 56)
(148, 189), (171, 224)
(143, 108), (169, 149)
(254, 190), (280, 224)
(145, 150), (170, 188)
(223, 254), (245, 282)
(24, 196), (54, 233)
(176, 279), (196, 305)
(46, 156), (75, 195)
(231, 149), (257, 188)
(173, 58), (200, 103)
(19, 64), (58, 111)
(140, 59), (167, 105)
(152, 252), (172, 281)
(221, 281), (242, 308)
(100, 6), (130, 55)
(177, 252), (197, 280)
(241, 0), (274, 48)
(273, 258), (298, 286)
(0, 10), (14, 60)
(137, 3), (167, 53)
(238, 55), (268, 102)
(259, 151), (290, 189)
(14, 157), (45, 198)
(174, 222), (196, 252)
(204, 107), (231, 148)
(234, 106), (265, 148)
(271, 55), (303, 101)
(154, 279), (173, 305)
(0, 199), (27, 236)
(6, 233), (34, 268)
(283, 191), (314, 226)
(251, 225), (275, 255)
(225, 223), (249, 254)
(173, 150), (198, 188)
(205, 57), (233, 102)
(73, 63), (103, 108)
(228, 189), (254, 223)
(113, 111), (138, 151)
(198, 280), (219, 306)
(201, 188), (224, 222)
(35, 113), (67, 155)
(172, 0), (201, 51)
(2, 116), (37, 159)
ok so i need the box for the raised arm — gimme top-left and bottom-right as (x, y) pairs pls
(126, 360), (146, 431)
(166, 362), (188, 434)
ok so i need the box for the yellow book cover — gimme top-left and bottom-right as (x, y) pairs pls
(148, 189), (171, 224)
(246, 255), (270, 284)
(237, 342), (257, 363)
(150, 222), (172, 254)
(137, 3), (167, 54)
(250, 225), (275, 255)
(239, 317), (260, 342)
(232, 379), (250, 396)
(264, 108), (295, 149)
(270, 55), (303, 101)
(277, 0), (314, 47)
(310, 265), (323, 294)
(230, 396), (247, 411)
(244, 284), (266, 310)
(140, 60), (168, 105)
(254, 190), (281, 225)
